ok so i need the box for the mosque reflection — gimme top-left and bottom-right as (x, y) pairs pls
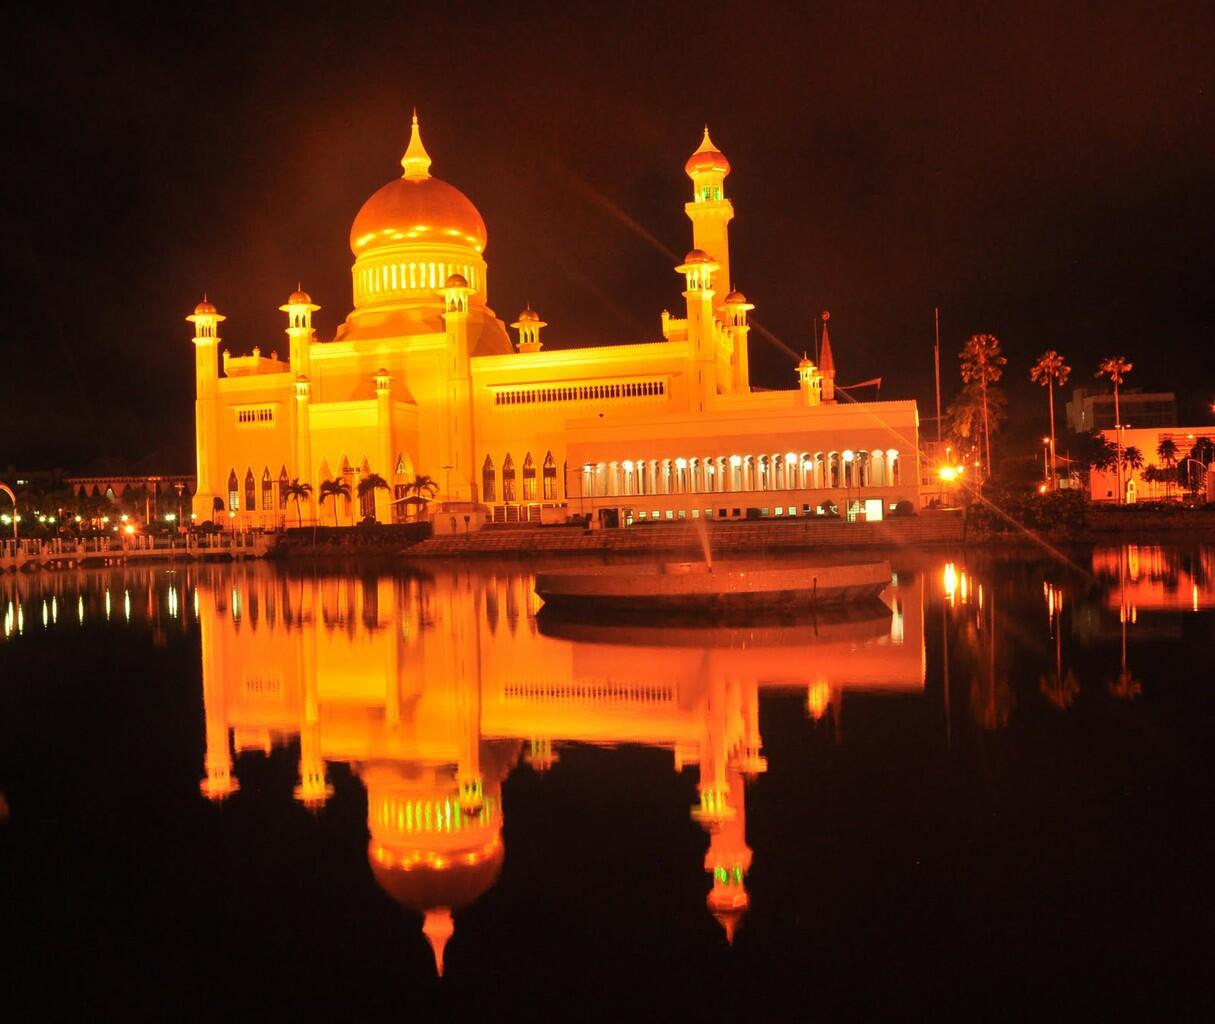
(196, 565), (923, 972)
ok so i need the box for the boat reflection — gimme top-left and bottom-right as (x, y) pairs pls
(195, 565), (924, 973)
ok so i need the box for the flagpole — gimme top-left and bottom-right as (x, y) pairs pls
(933, 306), (942, 445)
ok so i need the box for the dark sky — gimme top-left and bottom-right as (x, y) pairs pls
(4, 1), (1213, 471)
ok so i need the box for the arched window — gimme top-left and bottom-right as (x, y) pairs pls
(522, 453), (537, 501)
(278, 467), (289, 509)
(856, 451), (870, 488)
(887, 449), (900, 485)
(228, 469), (239, 512)
(870, 450), (885, 487)
(502, 454), (516, 502)
(829, 452), (841, 488)
(482, 455), (496, 503)
(244, 469), (255, 511)
(262, 468), (273, 510)
(542, 452), (557, 500)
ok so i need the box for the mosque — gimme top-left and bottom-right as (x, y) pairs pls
(189, 115), (922, 528)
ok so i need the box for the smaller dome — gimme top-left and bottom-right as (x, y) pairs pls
(444, 273), (469, 289)
(686, 127), (731, 178)
(516, 306), (540, 322)
(684, 249), (713, 265)
(287, 289), (312, 305)
(724, 290), (747, 304)
(194, 299), (217, 315)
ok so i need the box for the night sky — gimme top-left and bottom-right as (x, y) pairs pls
(5, 2), (1213, 471)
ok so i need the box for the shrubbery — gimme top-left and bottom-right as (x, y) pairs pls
(967, 487), (1088, 534)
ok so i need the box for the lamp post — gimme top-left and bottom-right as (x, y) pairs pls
(1042, 437), (1050, 487)
(1180, 458), (1209, 500)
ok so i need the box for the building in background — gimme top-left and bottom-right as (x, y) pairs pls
(190, 117), (920, 529)
(1089, 426), (1215, 503)
(1066, 387), (1177, 433)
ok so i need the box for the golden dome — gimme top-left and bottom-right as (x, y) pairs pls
(369, 838), (505, 913)
(194, 299), (217, 315)
(444, 272), (469, 289)
(350, 176), (487, 255)
(349, 114), (487, 256)
(287, 288), (312, 305)
(684, 248), (713, 264)
(723, 289), (747, 304)
(685, 127), (731, 178)
(516, 306), (539, 322)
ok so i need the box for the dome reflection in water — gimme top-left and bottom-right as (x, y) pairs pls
(192, 563), (919, 973)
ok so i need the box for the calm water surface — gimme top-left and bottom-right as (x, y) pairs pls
(1, 547), (1212, 1016)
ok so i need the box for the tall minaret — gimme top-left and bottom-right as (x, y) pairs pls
(440, 273), (477, 499)
(684, 127), (734, 307)
(188, 298), (225, 521)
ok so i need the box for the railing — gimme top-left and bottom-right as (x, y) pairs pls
(1, 530), (273, 567)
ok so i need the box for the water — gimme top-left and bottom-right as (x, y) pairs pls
(1, 546), (1212, 1015)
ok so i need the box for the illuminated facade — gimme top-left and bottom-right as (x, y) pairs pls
(190, 116), (921, 527)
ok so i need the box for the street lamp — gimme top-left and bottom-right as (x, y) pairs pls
(1180, 458), (1209, 500)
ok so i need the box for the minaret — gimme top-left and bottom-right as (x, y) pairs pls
(684, 127), (734, 306)
(197, 581), (238, 801)
(440, 273), (477, 500)
(675, 249), (720, 413)
(374, 369), (393, 522)
(188, 298), (225, 522)
(720, 290), (754, 393)
(510, 306), (546, 353)
(797, 353), (823, 407)
(280, 287), (319, 379)
(294, 376), (313, 522)
(819, 311), (837, 403)
(294, 644), (331, 809)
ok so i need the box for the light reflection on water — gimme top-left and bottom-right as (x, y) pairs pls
(1, 544), (1213, 987)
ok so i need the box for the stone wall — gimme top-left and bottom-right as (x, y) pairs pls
(407, 511), (965, 558)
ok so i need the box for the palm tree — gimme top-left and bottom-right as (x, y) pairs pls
(356, 473), (390, 522)
(1096, 356), (1133, 503)
(318, 478), (351, 527)
(1123, 445), (1144, 473)
(282, 478), (312, 528)
(403, 473), (439, 519)
(1083, 431), (1119, 473)
(1030, 350), (1071, 490)
(959, 334), (1006, 481)
(1156, 438), (1178, 500)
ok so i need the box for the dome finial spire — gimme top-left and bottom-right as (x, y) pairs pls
(401, 110), (432, 181)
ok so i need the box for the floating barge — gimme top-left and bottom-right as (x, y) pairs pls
(534, 559), (892, 613)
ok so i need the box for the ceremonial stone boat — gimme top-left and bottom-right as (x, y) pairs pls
(533, 559), (892, 613)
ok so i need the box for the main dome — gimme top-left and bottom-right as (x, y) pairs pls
(348, 114), (487, 257)
(350, 176), (487, 256)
